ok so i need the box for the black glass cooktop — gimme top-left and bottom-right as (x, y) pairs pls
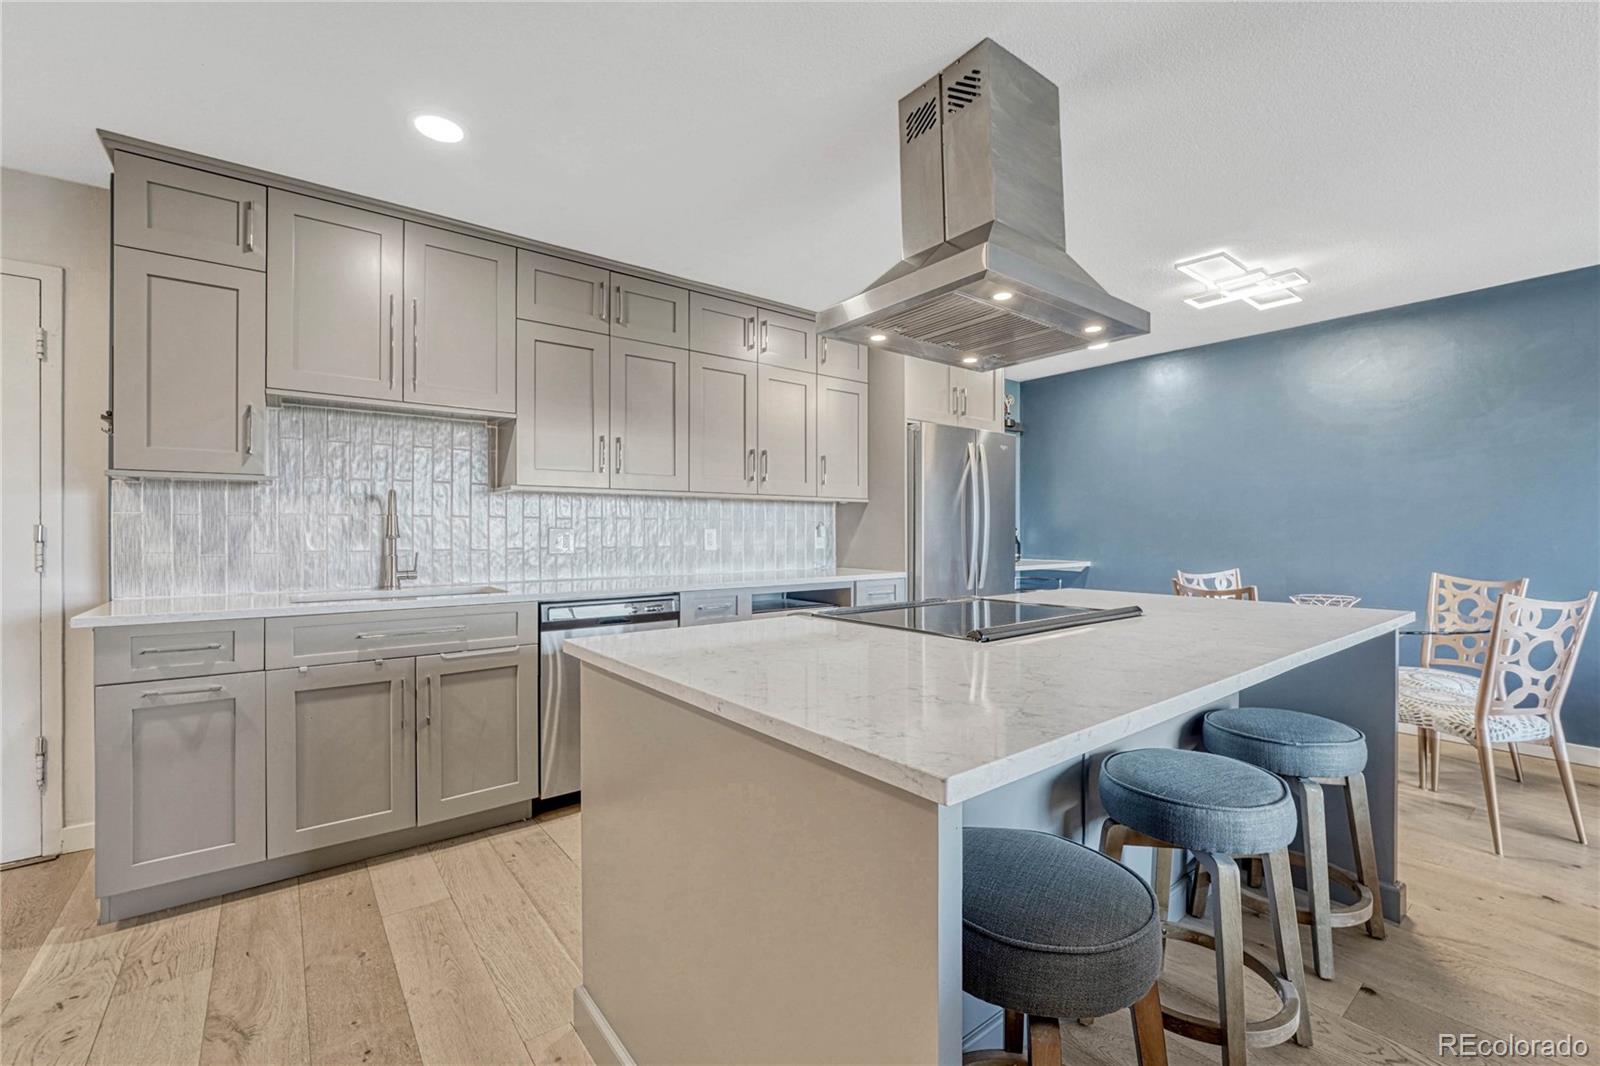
(821, 597), (1142, 642)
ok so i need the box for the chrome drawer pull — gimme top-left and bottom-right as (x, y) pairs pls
(438, 646), (516, 661)
(354, 624), (468, 641)
(137, 642), (223, 656)
(141, 684), (224, 699)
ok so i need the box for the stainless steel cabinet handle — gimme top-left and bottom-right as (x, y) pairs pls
(760, 322), (769, 354)
(614, 284), (624, 327)
(601, 283), (609, 323)
(439, 646), (516, 661)
(137, 642), (223, 656)
(410, 298), (420, 390)
(354, 624), (468, 641)
(746, 316), (756, 351)
(243, 404), (257, 456)
(760, 449), (769, 482)
(819, 337), (827, 365)
(388, 294), (396, 388)
(614, 436), (623, 474)
(141, 684), (224, 699)
(599, 434), (607, 474)
(746, 447), (756, 482)
(960, 387), (969, 416)
(820, 454), (827, 486)
(742, 317), (750, 350)
(424, 674), (432, 727)
(951, 385), (960, 415)
(243, 202), (255, 253)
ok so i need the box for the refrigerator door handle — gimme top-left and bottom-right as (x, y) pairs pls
(954, 441), (974, 592)
(976, 441), (993, 589)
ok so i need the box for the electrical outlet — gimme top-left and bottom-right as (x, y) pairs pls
(814, 523), (827, 550)
(704, 528), (718, 551)
(551, 529), (574, 555)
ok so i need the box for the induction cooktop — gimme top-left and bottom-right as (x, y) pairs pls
(820, 597), (1142, 642)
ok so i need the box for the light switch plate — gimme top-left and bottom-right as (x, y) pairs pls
(814, 523), (827, 550)
(704, 528), (718, 551)
(551, 529), (574, 555)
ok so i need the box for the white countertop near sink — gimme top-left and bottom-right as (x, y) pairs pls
(564, 588), (1413, 805)
(69, 567), (906, 628)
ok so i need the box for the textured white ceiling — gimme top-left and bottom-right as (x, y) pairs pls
(3, 2), (1596, 378)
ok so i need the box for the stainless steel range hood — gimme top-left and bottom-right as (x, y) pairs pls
(818, 39), (1149, 371)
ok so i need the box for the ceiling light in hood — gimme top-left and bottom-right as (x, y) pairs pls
(1177, 251), (1308, 310)
(992, 291), (1014, 302)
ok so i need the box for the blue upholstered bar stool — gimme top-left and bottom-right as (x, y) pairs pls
(1198, 708), (1387, 980)
(962, 828), (1169, 1066)
(1098, 749), (1311, 1066)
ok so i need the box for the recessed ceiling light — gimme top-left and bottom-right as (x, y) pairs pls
(961, 355), (980, 364)
(1083, 323), (1104, 334)
(412, 114), (465, 143)
(869, 333), (887, 343)
(1087, 341), (1109, 351)
(1176, 251), (1308, 311)
(991, 291), (1014, 302)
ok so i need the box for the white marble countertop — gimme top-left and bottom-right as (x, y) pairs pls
(565, 588), (1413, 805)
(69, 568), (906, 628)
(1015, 558), (1092, 572)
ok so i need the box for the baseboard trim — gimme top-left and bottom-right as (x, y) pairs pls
(574, 986), (635, 1066)
(59, 822), (94, 854)
(1398, 724), (1600, 767)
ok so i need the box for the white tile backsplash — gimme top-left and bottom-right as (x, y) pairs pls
(110, 405), (836, 598)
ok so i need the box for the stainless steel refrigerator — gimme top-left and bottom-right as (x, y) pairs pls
(907, 422), (1017, 599)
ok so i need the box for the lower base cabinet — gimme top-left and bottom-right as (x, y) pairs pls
(417, 645), (539, 825)
(94, 674), (267, 896)
(266, 659), (415, 858)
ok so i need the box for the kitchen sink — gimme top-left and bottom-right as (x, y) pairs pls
(287, 584), (507, 604)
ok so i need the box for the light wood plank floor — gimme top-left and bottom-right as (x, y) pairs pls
(2, 739), (1595, 1065)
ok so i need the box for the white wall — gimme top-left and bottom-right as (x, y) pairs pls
(1, 167), (108, 847)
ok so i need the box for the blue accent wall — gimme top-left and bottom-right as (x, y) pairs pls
(1018, 267), (1600, 746)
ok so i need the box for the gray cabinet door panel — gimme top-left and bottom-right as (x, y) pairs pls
(757, 308), (815, 372)
(403, 222), (516, 413)
(416, 645), (537, 825)
(267, 191), (403, 402)
(817, 336), (869, 382)
(112, 248), (266, 476)
(266, 660), (415, 857)
(757, 367), (816, 497)
(517, 250), (610, 333)
(689, 352), (758, 496)
(689, 292), (756, 361)
(94, 673), (266, 896)
(113, 151), (265, 270)
(817, 378), (869, 501)
(610, 340), (689, 493)
(507, 320), (611, 488)
(611, 272), (688, 348)
(904, 357), (954, 425)
(954, 367), (1004, 432)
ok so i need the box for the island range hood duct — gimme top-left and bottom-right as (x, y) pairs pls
(818, 39), (1150, 371)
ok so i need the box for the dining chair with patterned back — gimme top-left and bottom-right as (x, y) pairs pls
(1172, 583), (1259, 602)
(1401, 573), (1529, 789)
(1173, 567), (1243, 593)
(1400, 590), (1595, 855)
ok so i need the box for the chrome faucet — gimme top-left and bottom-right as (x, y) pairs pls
(378, 488), (417, 590)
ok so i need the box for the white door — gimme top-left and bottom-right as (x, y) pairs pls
(2, 260), (63, 864)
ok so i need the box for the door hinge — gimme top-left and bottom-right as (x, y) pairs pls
(35, 328), (47, 362)
(100, 410), (114, 435)
(32, 524), (45, 574)
(35, 736), (46, 792)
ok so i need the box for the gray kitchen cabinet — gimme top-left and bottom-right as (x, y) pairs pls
(402, 222), (516, 413)
(415, 645), (537, 825)
(609, 339), (690, 493)
(689, 352), (759, 496)
(266, 190), (404, 402)
(502, 320), (611, 488)
(517, 250), (611, 333)
(953, 367), (1004, 432)
(817, 378), (869, 501)
(679, 588), (751, 627)
(611, 272), (689, 349)
(113, 151), (265, 271)
(265, 659), (415, 857)
(903, 358), (955, 425)
(817, 336), (869, 383)
(757, 308), (815, 372)
(94, 619), (264, 685)
(112, 247), (267, 477)
(757, 366), (816, 497)
(94, 672), (266, 896)
(689, 291), (757, 361)
(855, 578), (908, 605)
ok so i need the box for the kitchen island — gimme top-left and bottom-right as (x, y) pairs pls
(564, 589), (1412, 1065)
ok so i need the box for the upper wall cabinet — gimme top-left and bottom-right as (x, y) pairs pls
(113, 152), (266, 271)
(757, 366), (816, 497)
(609, 340), (690, 493)
(403, 223), (516, 414)
(952, 367), (1004, 432)
(266, 191), (404, 403)
(757, 308), (815, 372)
(689, 292), (757, 361)
(904, 357), (955, 424)
(502, 320), (611, 489)
(612, 273), (689, 348)
(689, 353), (759, 496)
(817, 336), (868, 382)
(517, 250), (611, 334)
(817, 378), (869, 501)
(112, 248), (266, 478)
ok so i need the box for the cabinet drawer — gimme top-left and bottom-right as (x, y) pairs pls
(113, 152), (266, 270)
(265, 605), (536, 668)
(94, 620), (265, 685)
(855, 578), (907, 606)
(680, 590), (750, 627)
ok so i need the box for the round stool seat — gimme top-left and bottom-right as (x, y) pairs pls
(1100, 749), (1295, 855)
(963, 828), (1162, 1020)
(1203, 707), (1368, 780)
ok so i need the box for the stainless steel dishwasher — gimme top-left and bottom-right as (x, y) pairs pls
(538, 595), (679, 798)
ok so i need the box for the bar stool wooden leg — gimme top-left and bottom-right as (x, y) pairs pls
(1152, 847), (1175, 922)
(1199, 852), (1248, 1066)
(1262, 848), (1313, 1048)
(1187, 861), (1210, 919)
(1293, 778), (1335, 979)
(1027, 1016), (1062, 1066)
(1003, 1010), (1024, 1053)
(1343, 772), (1387, 939)
(1128, 983), (1169, 1066)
